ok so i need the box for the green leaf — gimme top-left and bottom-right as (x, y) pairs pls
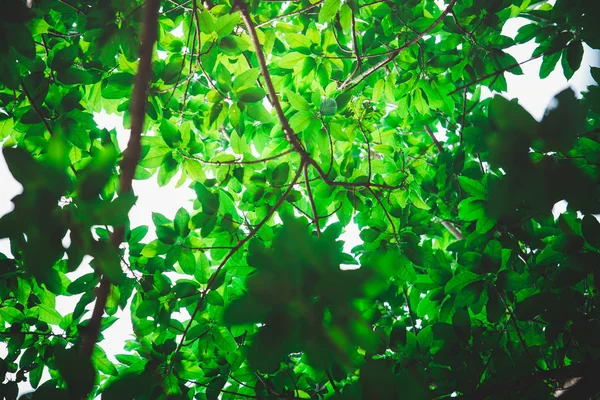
(320, 98), (338, 116)
(458, 176), (486, 199)
(174, 208), (190, 238)
(410, 190), (430, 210)
(582, 215), (600, 250)
(206, 290), (225, 306)
(289, 111), (312, 132)
(50, 45), (78, 71)
(212, 326), (237, 351)
(286, 91), (311, 111)
(230, 131), (246, 154)
(36, 303), (62, 325)
(412, 88), (429, 115)
(92, 345), (118, 376)
(566, 40), (584, 73)
(279, 52), (306, 69)
(272, 162), (290, 186)
(237, 87), (266, 103)
(445, 271), (480, 294)
(476, 215), (496, 234)
(198, 9), (216, 33)
(215, 12), (240, 38)
(514, 23), (538, 44)
(233, 68), (260, 92)
(0, 307), (24, 323)
(318, 0), (341, 23)
(194, 183), (219, 215)
(539, 52), (561, 79)
(458, 198), (484, 221)
(372, 79), (385, 102)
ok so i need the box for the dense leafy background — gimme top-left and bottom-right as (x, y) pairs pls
(1, 0), (600, 398)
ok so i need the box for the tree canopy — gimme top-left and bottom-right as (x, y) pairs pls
(1, 0), (600, 398)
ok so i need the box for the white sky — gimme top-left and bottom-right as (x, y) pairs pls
(0, 16), (599, 395)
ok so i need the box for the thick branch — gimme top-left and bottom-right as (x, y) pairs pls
(82, 0), (160, 358)
(236, 1), (306, 155)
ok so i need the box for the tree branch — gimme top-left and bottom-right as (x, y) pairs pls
(82, 0), (160, 358)
(256, 0), (324, 28)
(425, 125), (444, 153)
(236, 1), (307, 155)
(340, 0), (457, 91)
(449, 52), (545, 95)
(169, 160), (306, 372)
(304, 164), (321, 236)
(178, 149), (295, 165)
(441, 220), (464, 240)
(20, 81), (53, 136)
(340, 10), (362, 88)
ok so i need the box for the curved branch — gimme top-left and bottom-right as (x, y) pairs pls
(82, 0), (161, 358)
(236, 1), (307, 155)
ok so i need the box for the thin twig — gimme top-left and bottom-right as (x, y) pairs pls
(179, 245), (236, 251)
(449, 52), (545, 95)
(256, 0), (324, 27)
(308, 158), (407, 190)
(424, 125), (444, 153)
(326, 370), (340, 394)
(403, 285), (418, 333)
(340, 0), (457, 91)
(20, 81), (53, 135)
(492, 284), (541, 371)
(179, 149), (294, 165)
(169, 160), (307, 372)
(304, 164), (321, 236)
(340, 10), (362, 88)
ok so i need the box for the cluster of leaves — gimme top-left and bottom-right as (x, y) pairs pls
(1, 0), (600, 398)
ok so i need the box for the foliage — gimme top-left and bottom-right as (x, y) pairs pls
(1, 0), (600, 398)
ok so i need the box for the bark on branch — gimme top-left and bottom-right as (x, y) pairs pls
(82, 0), (161, 357)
